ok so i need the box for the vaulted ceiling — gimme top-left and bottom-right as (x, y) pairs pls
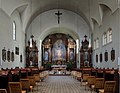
(0, 0), (118, 32)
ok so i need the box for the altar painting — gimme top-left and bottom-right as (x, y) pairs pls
(52, 39), (66, 61)
(70, 49), (74, 61)
(44, 50), (49, 62)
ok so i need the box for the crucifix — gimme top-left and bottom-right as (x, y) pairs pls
(55, 10), (62, 24)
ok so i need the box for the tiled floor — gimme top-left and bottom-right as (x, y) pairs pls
(32, 76), (93, 93)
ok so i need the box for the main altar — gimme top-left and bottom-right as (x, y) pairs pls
(51, 65), (67, 74)
(42, 33), (77, 68)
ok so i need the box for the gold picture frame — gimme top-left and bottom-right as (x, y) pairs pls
(96, 54), (98, 63)
(11, 51), (14, 62)
(15, 47), (19, 55)
(7, 49), (10, 62)
(100, 53), (102, 62)
(20, 54), (22, 62)
(104, 50), (108, 62)
(2, 47), (6, 62)
(111, 48), (115, 62)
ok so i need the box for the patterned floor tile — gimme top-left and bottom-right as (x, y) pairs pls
(32, 76), (95, 93)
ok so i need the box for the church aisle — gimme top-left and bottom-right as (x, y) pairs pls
(33, 76), (93, 93)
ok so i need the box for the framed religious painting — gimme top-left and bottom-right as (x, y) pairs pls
(44, 49), (49, 62)
(96, 54), (98, 63)
(100, 53), (102, 62)
(15, 47), (19, 55)
(20, 54), (22, 62)
(2, 47), (6, 62)
(11, 51), (14, 62)
(104, 50), (108, 62)
(7, 49), (10, 62)
(111, 48), (115, 62)
(69, 48), (74, 62)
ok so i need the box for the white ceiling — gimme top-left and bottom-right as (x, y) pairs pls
(0, 0), (118, 32)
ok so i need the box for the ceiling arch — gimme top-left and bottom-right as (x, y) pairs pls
(1, 0), (117, 33)
(25, 7), (90, 33)
(38, 27), (80, 41)
(26, 9), (90, 43)
(98, 0), (118, 14)
(12, 4), (28, 16)
(91, 18), (99, 30)
(99, 4), (112, 22)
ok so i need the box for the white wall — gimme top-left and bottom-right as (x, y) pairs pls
(93, 9), (119, 69)
(0, 9), (25, 69)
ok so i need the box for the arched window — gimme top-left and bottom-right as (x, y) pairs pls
(103, 33), (107, 45)
(94, 38), (99, 49)
(12, 21), (16, 40)
(107, 28), (112, 43)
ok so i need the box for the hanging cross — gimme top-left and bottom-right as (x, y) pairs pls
(55, 11), (62, 24)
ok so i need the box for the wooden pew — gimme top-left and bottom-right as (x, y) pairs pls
(96, 68), (119, 93)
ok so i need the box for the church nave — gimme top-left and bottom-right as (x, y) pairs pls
(0, 0), (120, 93)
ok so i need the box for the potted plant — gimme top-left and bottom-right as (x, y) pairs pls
(45, 62), (52, 70)
(66, 61), (73, 71)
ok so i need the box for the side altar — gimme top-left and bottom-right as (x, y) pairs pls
(80, 35), (92, 68)
(26, 35), (38, 67)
